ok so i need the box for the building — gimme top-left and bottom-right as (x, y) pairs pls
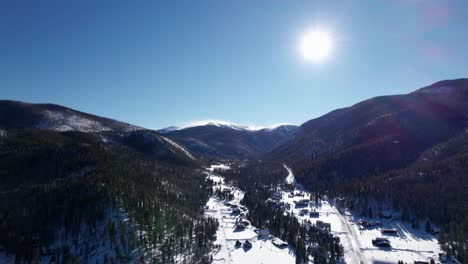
(295, 199), (310, 208)
(272, 238), (288, 248)
(381, 228), (398, 235)
(309, 211), (319, 218)
(316, 220), (331, 231)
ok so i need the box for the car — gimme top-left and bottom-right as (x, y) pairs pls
(372, 237), (391, 247)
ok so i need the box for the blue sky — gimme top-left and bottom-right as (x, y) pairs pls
(1, 0), (468, 129)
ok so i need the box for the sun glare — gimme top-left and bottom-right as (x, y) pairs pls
(300, 29), (333, 63)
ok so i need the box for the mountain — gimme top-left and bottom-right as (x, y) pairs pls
(0, 103), (217, 263)
(268, 78), (468, 183)
(0, 100), (141, 132)
(163, 123), (298, 159)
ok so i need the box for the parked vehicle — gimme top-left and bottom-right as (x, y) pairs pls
(372, 237), (391, 247)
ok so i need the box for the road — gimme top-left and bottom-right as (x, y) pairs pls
(284, 164), (366, 264)
(331, 203), (367, 264)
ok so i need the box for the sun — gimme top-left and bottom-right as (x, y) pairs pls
(300, 29), (333, 63)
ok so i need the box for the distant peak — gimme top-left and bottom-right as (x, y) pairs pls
(176, 120), (296, 131)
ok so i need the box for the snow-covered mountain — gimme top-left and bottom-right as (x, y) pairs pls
(266, 78), (468, 185)
(0, 100), (141, 132)
(163, 122), (298, 159)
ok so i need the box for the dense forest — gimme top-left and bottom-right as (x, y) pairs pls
(289, 134), (468, 262)
(0, 129), (218, 263)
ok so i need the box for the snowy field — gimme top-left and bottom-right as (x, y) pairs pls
(281, 165), (443, 264)
(205, 165), (295, 264)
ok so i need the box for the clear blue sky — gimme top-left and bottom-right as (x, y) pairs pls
(1, 0), (468, 129)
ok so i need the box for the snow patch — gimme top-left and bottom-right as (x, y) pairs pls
(177, 120), (295, 132)
(283, 164), (295, 185)
(208, 164), (231, 171)
(0, 129), (6, 137)
(161, 136), (195, 160)
(38, 110), (112, 132)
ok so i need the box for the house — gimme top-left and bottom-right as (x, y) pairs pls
(272, 238), (288, 248)
(243, 240), (252, 249)
(372, 237), (391, 247)
(235, 222), (246, 231)
(381, 228), (398, 235)
(235, 218), (249, 230)
(316, 220), (331, 231)
(309, 211), (319, 218)
(299, 208), (309, 216)
(235, 240), (242, 248)
(231, 208), (241, 215)
(295, 199), (310, 208)
(360, 220), (381, 229)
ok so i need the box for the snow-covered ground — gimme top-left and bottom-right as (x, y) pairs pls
(281, 165), (443, 264)
(205, 165), (295, 264)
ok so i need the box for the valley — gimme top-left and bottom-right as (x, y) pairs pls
(206, 164), (443, 264)
(0, 78), (467, 263)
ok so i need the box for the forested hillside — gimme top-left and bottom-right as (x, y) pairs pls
(264, 79), (468, 262)
(0, 129), (217, 263)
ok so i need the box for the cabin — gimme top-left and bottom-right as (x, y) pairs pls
(231, 208), (241, 215)
(235, 218), (249, 230)
(309, 211), (319, 218)
(243, 240), (252, 249)
(372, 237), (391, 247)
(235, 240), (242, 248)
(316, 220), (331, 231)
(381, 228), (398, 235)
(295, 199), (310, 208)
(360, 220), (381, 229)
(413, 261), (429, 264)
(272, 238), (288, 248)
(299, 208), (309, 216)
(235, 222), (246, 231)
